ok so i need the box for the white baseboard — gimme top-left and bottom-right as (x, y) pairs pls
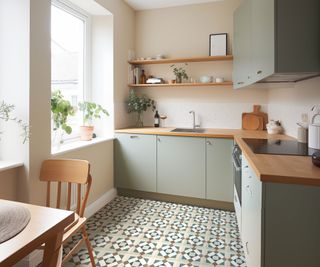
(85, 188), (117, 218)
(15, 188), (117, 267)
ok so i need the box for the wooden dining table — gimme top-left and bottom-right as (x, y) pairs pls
(0, 199), (74, 267)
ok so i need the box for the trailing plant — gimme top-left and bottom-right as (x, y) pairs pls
(170, 63), (188, 82)
(127, 90), (156, 114)
(0, 101), (29, 143)
(51, 90), (75, 135)
(78, 101), (109, 126)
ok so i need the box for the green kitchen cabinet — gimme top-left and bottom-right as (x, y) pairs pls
(115, 133), (156, 192)
(157, 136), (206, 198)
(233, 0), (252, 89)
(206, 138), (233, 202)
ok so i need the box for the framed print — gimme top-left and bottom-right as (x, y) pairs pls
(209, 33), (227, 56)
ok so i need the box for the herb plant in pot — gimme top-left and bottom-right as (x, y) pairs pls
(78, 101), (109, 141)
(127, 90), (156, 127)
(51, 90), (75, 146)
(171, 64), (188, 83)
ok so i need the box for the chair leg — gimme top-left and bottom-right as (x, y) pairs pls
(81, 226), (96, 267)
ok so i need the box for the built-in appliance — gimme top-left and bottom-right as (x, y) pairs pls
(232, 144), (242, 204)
(243, 138), (319, 156)
(232, 143), (242, 232)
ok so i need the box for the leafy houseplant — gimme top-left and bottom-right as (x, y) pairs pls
(0, 101), (29, 143)
(171, 63), (188, 83)
(127, 90), (156, 127)
(78, 101), (109, 141)
(51, 90), (75, 144)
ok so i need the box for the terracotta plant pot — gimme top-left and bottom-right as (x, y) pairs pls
(80, 126), (94, 141)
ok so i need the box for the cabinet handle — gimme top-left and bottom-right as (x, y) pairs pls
(237, 82), (244, 85)
(206, 141), (212, 145)
(247, 76), (251, 80)
(130, 136), (139, 139)
(234, 194), (238, 203)
(257, 70), (262, 75)
(157, 137), (161, 142)
(246, 241), (249, 255)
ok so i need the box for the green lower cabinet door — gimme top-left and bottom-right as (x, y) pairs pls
(206, 138), (233, 202)
(115, 134), (156, 192)
(157, 136), (206, 198)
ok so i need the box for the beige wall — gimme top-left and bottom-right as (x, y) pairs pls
(134, 0), (270, 129)
(0, 0), (135, 207)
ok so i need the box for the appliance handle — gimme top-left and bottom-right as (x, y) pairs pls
(232, 152), (241, 171)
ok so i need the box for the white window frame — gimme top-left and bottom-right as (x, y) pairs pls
(51, 0), (92, 141)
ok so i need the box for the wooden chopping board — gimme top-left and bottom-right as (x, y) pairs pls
(242, 105), (268, 130)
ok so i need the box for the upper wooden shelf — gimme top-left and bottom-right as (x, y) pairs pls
(128, 55), (233, 65)
(129, 82), (233, 87)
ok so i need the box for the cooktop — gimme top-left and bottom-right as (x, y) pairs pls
(243, 138), (319, 156)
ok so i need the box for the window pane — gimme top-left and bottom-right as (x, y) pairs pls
(51, 4), (85, 137)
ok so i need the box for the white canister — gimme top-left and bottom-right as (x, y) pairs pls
(309, 114), (320, 149)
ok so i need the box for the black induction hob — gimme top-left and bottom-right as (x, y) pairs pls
(243, 138), (319, 156)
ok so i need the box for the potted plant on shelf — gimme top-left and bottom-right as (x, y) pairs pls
(51, 90), (75, 145)
(78, 101), (109, 141)
(171, 63), (188, 83)
(127, 90), (156, 127)
(0, 101), (29, 143)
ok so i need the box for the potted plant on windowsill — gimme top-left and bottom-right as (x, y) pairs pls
(127, 90), (156, 127)
(51, 90), (75, 146)
(78, 101), (109, 141)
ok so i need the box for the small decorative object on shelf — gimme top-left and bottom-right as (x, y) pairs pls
(146, 77), (164, 84)
(154, 110), (160, 128)
(171, 63), (188, 83)
(78, 101), (109, 141)
(51, 90), (75, 146)
(139, 69), (147, 84)
(127, 90), (156, 127)
(160, 115), (167, 127)
(209, 33), (227, 56)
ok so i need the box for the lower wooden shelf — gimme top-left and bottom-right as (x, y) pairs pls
(128, 82), (233, 87)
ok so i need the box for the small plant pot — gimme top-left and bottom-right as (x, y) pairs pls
(80, 126), (94, 141)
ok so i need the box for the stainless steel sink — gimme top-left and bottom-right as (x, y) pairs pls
(171, 128), (205, 133)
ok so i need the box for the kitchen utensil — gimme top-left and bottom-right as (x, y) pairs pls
(252, 105), (268, 130)
(242, 105), (267, 130)
(200, 76), (212, 83)
(309, 114), (320, 149)
(242, 113), (264, 130)
(297, 126), (308, 143)
(312, 151), (320, 167)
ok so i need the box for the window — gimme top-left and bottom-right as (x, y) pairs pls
(51, 0), (90, 139)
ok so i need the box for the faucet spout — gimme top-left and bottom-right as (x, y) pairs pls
(189, 110), (196, 129)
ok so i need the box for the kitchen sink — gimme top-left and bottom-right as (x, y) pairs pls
(171, 128), (205, 133)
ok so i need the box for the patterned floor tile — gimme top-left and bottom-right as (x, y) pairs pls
(66, 196), (246, 267)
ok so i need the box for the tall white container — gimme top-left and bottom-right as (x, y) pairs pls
(309, 114), (320, 149)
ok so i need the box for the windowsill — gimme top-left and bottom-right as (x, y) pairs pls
(51, 135), (115, 156)
(0, 161), (24, 173)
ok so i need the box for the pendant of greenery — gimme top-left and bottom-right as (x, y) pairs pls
(78, 101), (109, 126)
(127, 90), (156, 127)
(51, 90), (75, 135)
(0, 101), (29, 143)
(171, 63), (188, 83)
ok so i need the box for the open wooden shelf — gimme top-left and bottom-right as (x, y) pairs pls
(128, 82), (233, 88)
(128, 55), (233, 65)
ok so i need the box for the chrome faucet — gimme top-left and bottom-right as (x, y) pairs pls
(189, 110), (200, 129)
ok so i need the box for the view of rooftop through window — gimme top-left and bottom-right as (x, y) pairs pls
(51, 3), (86, 138)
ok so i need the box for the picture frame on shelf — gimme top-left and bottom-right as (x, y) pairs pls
(209, 33), (227, 56)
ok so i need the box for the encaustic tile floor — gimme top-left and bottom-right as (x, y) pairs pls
(64, 196), (246, 267)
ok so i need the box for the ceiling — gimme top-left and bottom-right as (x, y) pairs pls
(124, 0), (223, 11)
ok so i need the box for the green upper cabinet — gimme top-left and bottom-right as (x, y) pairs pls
(251, 0), (274, 83)
(206, 138), (233, 202)
(233, 0), (252, 89)
(115, 133), (156, 192)
(233, 0), (320, 89)
(157, 136), (206, 199)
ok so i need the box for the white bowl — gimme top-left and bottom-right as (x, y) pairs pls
(200, 76), (212, 83)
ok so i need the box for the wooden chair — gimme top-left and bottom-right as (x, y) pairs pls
(39, 159), (96, 267)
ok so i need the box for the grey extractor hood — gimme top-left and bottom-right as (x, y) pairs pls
(233, 0), (320, 88)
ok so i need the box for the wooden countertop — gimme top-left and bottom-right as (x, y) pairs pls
(115, 127), (320, 187)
